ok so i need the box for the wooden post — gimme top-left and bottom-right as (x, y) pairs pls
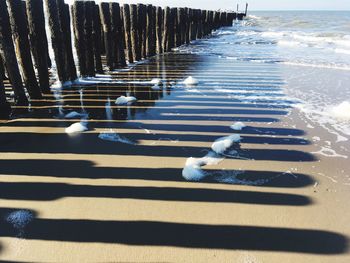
(61, 2), (77, 81)
(162, 7), (170, 52)
(169, 8), (176, 49)
(174, 8), (180, 47)
(196, 9), (202, 39)
(123, 4), (133, 63)
(85, 1), (95, 76)
(99, 2), (113, 70)
(7, 0), (42, 99)
(155, 6), (163, 54)
(189, 9), (196, 41)
(151, 6), (157, 56)
(26, 0), (50, 94)
(146, 4), (156, 57)
(92, 4), (103, 73)
(130, 4), (140, 61)
(44, 0), (68, 82)
(0, 1), (28, 105)
(73, 1), (87, 76)
(110, 2), (126, 68)
(137, 4), (147, 59)
(184, 8), (190, 44)
(245, 3), (248, 16)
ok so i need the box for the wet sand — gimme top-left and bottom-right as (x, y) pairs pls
(0, 53), (349, 262)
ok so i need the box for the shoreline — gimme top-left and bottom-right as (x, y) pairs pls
(1, 52), (350, 262)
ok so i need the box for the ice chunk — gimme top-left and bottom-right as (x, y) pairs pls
(211, 134), (241, 154)
(65, 122), (88, 134)
(230, 122), (246, 131)
(115, 96), (137, 105)
(183, 76), (199, 85)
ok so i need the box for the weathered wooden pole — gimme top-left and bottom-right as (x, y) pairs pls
(45, 0), (68, 82)
(201, 10), (206, 37)
(156, 6), (163, 54)
(189, 9), (196, 41)
(110, 2), (126, 68)
(99, 2), (114, 70)
(61, 2), (78, 81)
(162, 7), (170, 52)
(174, 8), (180, 47)
(85, 1), (95, 76)
(184, 8), (190, 44)
(130, 4), (140, 61)
(73, 1), (87, 76)
(137, 4), (147, 59)
(146, 4), (156, 57)
(7, 0), (42, 99)
(169, 8), (176, 49)
(245, 3), (248, 16)
(26, 0), (50, 94)
(120, 6), (127, 58)
(92, 4), (103, 73)
(0, 1), (28, 105)
(195, 9), (201, 39)
(56, 0), (74, 81)
(151, 6), (157, 56)
(123, 4), (133, 63)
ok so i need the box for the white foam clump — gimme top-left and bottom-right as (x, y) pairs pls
(230, 122), (246, 131)
(150, 78), (162, 85)
(211, 134), (241, 154)
(328, 101), (350, 120)
(182, 152), (224, 181)
(65, 122), (88, 134)
(6, 210), (34, 236)
(115, 96), (137, 105)
(183, 76), (199, 86)
(98, 129), (135, 145)
(64, 111), (88, 119)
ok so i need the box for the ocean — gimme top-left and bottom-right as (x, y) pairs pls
(176, 11), (350, 155)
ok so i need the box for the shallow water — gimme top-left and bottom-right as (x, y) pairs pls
(176, 11), (350, 151)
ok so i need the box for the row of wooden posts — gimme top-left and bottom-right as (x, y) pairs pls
(0, 0), (239, 111)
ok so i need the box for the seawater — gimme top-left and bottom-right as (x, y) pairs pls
(177, 11), (350, 145)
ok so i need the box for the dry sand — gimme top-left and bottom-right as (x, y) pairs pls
(0, 53), (349, 262)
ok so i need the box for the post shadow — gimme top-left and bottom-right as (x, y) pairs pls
(0, 209), (347, 255)
(0, 182), (311, 206)
(0, 159), (314, 188)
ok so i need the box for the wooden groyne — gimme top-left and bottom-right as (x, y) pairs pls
(0, 0), (244, 116)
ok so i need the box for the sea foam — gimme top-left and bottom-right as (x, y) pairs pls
(328, 101), (350, 120)
(65, 122), (88, 134)
(183, 76), (199, 85)
(211, 134), (241, 154)
(230, 122), (246, 131)
(115, 96), (137, 105)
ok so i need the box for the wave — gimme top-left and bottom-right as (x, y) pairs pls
(280, 61), (350, 71)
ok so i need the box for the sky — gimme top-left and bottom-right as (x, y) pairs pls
(65, 0), (350, 11)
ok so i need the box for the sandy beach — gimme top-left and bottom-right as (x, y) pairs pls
(0, 50), (349, 262)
